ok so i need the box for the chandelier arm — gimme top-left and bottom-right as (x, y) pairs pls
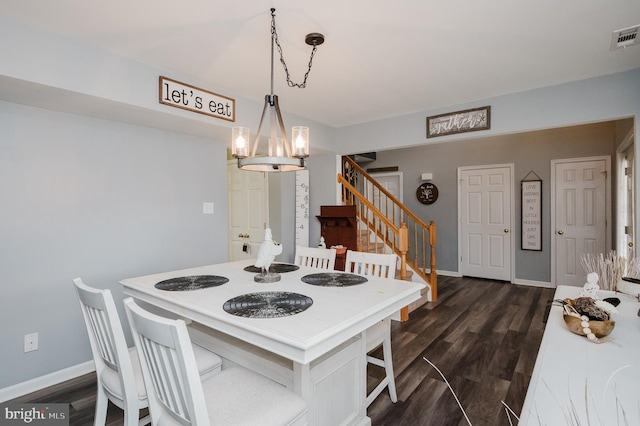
(272, 95), (292, 157)
(251, 95), (270, 157)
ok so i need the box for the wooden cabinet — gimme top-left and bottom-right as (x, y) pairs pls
(316, 205), (357, 270)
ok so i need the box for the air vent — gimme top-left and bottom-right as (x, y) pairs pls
(610, 25), (639, 50)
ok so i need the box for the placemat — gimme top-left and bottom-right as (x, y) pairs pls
(223, 291), (313, 318)
(301, 272), (368, 287)
(155, 275), (228, 291)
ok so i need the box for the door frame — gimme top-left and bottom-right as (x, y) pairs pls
(550, 155), (611, 287)
(457, 163), (515, 282)
(616, 130), (635, 258)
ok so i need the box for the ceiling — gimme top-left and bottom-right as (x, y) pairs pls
(2, 0), (640, 128)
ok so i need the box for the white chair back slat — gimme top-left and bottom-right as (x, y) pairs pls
(294, 246), (337, 270)
(344, 250), (397, 279)
(86, 306), (118, 369)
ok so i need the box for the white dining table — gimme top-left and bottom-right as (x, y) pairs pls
(519, 285), (640, 425)
(120, 259), (424, 426)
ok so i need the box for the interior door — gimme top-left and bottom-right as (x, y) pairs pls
(368, 172), (403, 243)
(228, 162), (268, 261)
(459, 165), (513, 281)
(552, 157), (609, 286)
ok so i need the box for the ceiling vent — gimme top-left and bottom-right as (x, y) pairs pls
(610, 25), (639, 50)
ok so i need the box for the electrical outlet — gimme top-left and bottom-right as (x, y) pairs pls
(24, 332), (38, 352)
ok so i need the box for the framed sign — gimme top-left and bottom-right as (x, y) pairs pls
(159, 76), (235, 122)
(416, 183), (439, 205)
(426, 106), (490, 138)
(521, 171), (542, 251)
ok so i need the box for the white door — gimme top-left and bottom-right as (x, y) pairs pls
(552, 157), (609, 287)
(369, 172), (403, 224)
(228, 162), (268, 261)
(367, 172), (403, 246)
(459, 165), (513, 281)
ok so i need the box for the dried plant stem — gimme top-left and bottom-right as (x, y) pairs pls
(580, 251), (636, 291)
(423, 357), (472, 426)
(501, 401), (520, 425)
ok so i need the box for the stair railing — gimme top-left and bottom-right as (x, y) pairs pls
(339, 156), (437, 300)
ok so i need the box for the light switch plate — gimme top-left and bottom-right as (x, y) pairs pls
(203, 202), (214, 215)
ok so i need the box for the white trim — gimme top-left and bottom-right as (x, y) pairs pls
(435, 269), (462, 278)
(616, 129), (635, 257)
(0, 361), (95, 403)
(512, 278), (554, 288)
(336, 154), (343, 205)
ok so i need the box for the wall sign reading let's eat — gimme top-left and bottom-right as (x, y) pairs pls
(159, 76), (235, 122)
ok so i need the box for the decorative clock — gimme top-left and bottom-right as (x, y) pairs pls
(416, 182), (438, 205)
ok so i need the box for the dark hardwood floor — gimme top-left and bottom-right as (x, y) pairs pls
(368, 275), (554, 426)
(8, 276), (554, 426)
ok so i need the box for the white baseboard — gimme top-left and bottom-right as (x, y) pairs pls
(434, 269), (461, 277)
(0, 361), (95, 403)
(512, 278), (554, 288)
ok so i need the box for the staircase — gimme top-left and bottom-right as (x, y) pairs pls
(337, 156), (437, 318)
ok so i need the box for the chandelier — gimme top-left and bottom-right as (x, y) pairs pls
(231, 8), (324, 172)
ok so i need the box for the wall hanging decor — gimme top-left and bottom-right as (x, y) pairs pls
(426, 106), (490, 138)
(416, 182), (439, 205)
(522, 171), (542, 251)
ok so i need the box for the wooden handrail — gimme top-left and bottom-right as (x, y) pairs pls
(343, 156), (434, 233)
(340, 155), (437, 303)
(337, 174), (400, 233)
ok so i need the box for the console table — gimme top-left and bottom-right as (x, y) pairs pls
(520, 285), (640, 424)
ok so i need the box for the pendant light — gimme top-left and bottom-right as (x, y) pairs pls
(231, 8), (324, 172)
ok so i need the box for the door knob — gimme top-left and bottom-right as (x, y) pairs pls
(629, 242), (634, 248)
(557, 230), (564, 235)
(504, 228), (509, 233)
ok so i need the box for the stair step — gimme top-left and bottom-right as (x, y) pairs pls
(360, 242), (386, 252)
(395, 269), (413, 281)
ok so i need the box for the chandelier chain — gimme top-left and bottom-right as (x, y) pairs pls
(271, 11), (318, 89)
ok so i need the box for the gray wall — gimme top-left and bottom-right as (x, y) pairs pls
(0, 101), (229, 388)
(364, 121), (622, 282)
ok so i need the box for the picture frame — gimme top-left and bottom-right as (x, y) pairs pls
(426, 106), (490, 138)
(521, 172), (542, 251)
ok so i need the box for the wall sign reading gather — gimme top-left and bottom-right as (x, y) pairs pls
(159, 76), (235, 122)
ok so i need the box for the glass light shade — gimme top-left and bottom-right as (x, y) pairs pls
(268, 138), (284, 157)
(291, 126), (309, 158)
(231, 127), (250, 158)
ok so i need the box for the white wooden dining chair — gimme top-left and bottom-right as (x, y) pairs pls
(73, 278), (222, 426)
(124, 298), (308, 426)
(294, 246), (337, 270)
(343, 250), (399, 407)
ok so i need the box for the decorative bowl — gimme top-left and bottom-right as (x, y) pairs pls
(562, 314), (615, 338)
